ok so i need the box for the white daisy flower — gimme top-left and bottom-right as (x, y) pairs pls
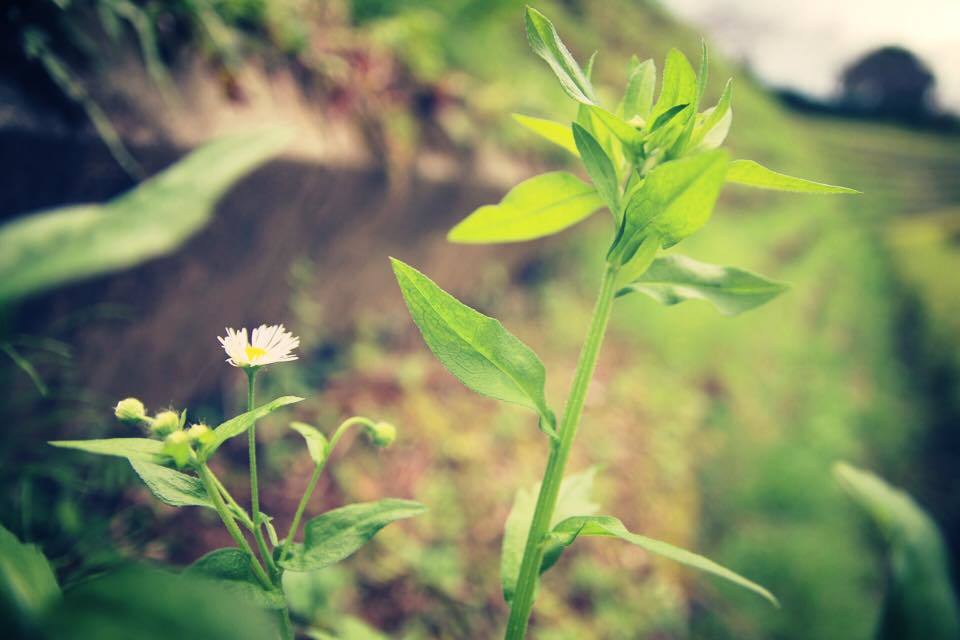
(218, 324), (300, 368)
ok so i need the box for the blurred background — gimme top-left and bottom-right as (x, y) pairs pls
(1, 1), (959, 638)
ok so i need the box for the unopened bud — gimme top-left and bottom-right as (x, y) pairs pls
(367, 421), (396, 448)
(114, 397), (147, 425)
(151, 410), (181, 437)
(186, 423), (214, 448)
(163, 430), (192, 468)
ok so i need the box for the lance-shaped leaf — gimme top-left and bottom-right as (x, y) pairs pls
(611, 149), (729, 262)
(202, 395), (304, 457)
(289, 421), (328, 465)
(587, 106), (644, 157)
(391, 259), (555, 427)
(543, 515), (778, 606)
(279, 499), (426, 572)
(0, 523), (60, 626)
(501, 468), (599, 603)
(448, 172), (604, 244)
(617, 254), (789, 316)
(512, 114), (579, 157)
(525, 7), (596, 105)
(50, 437), (165, 464)
(0, 128), (291, 305)
(573, 123), (620, 217)
(834, 463), (960, 640)
(689, 79), (733, 151)
(727, 160), (859, 194)
(185, 548), (285, 610)
(650, 48), (697, 122)
(622, 57), (656, 120)
(129, 460), (214, 509)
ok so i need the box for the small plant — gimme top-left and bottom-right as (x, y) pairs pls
(50, 324), (425, 639)
(392, 7), (857, 638)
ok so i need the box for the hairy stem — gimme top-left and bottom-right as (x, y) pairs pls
(246, 368), (279, 581)
(504, 263), (619, 639)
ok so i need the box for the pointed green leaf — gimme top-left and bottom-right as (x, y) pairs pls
(50, 437), (165, 464)
(587, 106), (644, 155)
(524, 7), (596, 105)
(0, 523), (60, 625)
(650, 48), (697, 122)
(545, 515), (778, 606)
(618, 254), (788, 316)
(622, 58), (656, 120)
(572, 123), (620, 217)
(611, 150), (729, 262)
(289, 422), (328, 465)
(727, 160), (859, 194)
(391, 259), (554, 427)
(0, 129), (291, 305)
(185, 548), (285, 610)
(129, 460), (214, 509)
(695, 39), (709, 108)
(279, 499), (426, 572)
(448, 172), (604, 244)
(203, 395), (304, 457)
(511, 114), (579, 156)
(690, 79), (733, 151)
(501, 468), (599, 603)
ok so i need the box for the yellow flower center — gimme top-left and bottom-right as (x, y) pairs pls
(245, 345), (268, 362)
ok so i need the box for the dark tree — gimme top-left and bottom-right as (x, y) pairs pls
(841, 46), (936, 120)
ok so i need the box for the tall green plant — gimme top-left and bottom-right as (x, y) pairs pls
(392, 7), (857, 637)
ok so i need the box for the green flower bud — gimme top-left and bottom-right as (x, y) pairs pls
(367, 421), (396, 448)
(114, 397), (147, 425)
(150, 410), (181, 437)
(163, 430), (192, 468)
(186, 423), (215, 448)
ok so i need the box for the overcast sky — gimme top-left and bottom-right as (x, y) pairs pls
(665, 0), (960, 112)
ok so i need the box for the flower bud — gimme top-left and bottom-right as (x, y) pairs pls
(367, 421), (396, 448)
(186, 423), (214, 448)
(163, 430), (192, 468)
(150, 410), (181, 437)
(114, 397), (147, 425)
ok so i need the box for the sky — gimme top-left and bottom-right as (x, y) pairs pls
(665, 0), (960, 112)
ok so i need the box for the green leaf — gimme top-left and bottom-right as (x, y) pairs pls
(184, 548), (285, 610)
(524, 7), (596, 105)
(611, 149), (729, 262)
(650, 48), (697, 122)
(572, 123), (620, 217)
(545, 515), (778, 607)
(129, 460), (214, 509)
(511, 114), (579, 157)
(0, 129), (291, 305)
(279, 499), (426, 572)
(448, 172), (604, 244)
(203, 395), (304, 457)
(587, 106), (644, 155)
(290, 421), (328, 465)
(689, 79), (733, 151)
(392, 259), (554, 427)
(49, 437), (165, 464)
(622, 58), (656, 120)
(834, 463), (960, 640)
(501, 468), (599, 603)
(618, 254), (789, 316)
(0, 523), (60, 629)
(726, 159), (859, 194)
(695, 39), (709, 107)
(646, 104), (694, 154)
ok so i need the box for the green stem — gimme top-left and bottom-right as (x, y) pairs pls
(198, 464), (273, 590)
(278, 416), (377, 562)
(210, 468), (255, 531)
(246, 368), (279, 581)
(504, 263), (619, 640)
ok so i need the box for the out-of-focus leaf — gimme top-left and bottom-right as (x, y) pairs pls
(727, 160), (860, 193)
(650, 48), (697, 122)
(618, 254), (789, 316)
(573, 123), (620, 217)
(834, 463), (960, 640)
(43, 566), (277, 640)
(611, 150), (729, 262)
(185, 548), (285, 610)
(0, 523), (60, 632)
(524, 7), (596, 105)
(308, 616), (390, 640)
(0, 129), (291, 305)
(392, 259), (554, 428)
(129, 460), (213, 509)
(289, 422), (328, 465)
(448, 172), (604, 244)
(543, 515), (778, 606)
(49, 438), (165, 464)
(622, 57), (656, 120)
(203, 396), (304, 457)
(280, 500), (426, 572)
(511, 114), (579, 156)
(501, 468), (599, 603)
